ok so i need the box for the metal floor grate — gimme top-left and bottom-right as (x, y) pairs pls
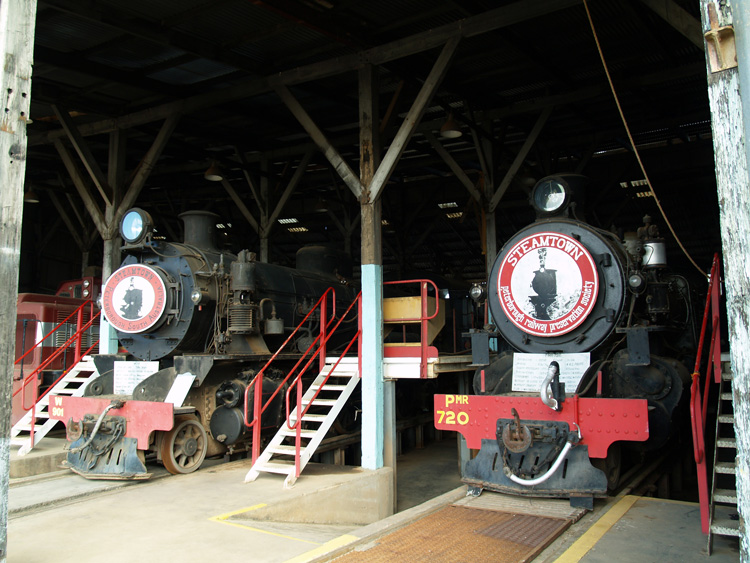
(333, 505), (569, 562)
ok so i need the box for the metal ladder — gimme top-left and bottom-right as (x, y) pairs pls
(707, 353), (740, 553)
(244, 357), (360, 488)
(10, 357), (99, 455)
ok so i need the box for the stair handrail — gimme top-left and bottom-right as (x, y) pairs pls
(284, 292), (362, 479)
(689, 253), (722, 534)
(14, 301), (101, 405)
(243, 287), (338, 462)
(383, 279), (441, 379)
(13, 300), (100, 449)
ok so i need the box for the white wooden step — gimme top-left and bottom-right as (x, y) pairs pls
(278, 428), (318, 438)
(257, 461), (296, 475)
(302, 398), (337, 406)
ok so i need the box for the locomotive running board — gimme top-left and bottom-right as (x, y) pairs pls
(244, 358), (360, 488)
(10, 357), (99, 455)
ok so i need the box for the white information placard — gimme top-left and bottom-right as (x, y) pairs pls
(114, 361), (159, 395)
(164, 373), (196, 406)
(511, 353), (590, 392)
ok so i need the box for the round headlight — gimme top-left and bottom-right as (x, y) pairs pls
(532, 178), (568, 215)
(120, 208), (153, 245)
(469, 283), (486, 302)
(191, 289), (203, 304)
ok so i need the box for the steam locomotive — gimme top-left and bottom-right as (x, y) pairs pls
(435, 174), (696, 507)
(52, 208), (359, 478)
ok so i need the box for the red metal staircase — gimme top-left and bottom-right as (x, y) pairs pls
(11, 301), (101, 453)
(243, 280), (444, 487)
(689, 254), (740, 548)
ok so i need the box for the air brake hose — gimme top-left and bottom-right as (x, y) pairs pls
(69, 399), (125, 453)
(503, 424), (581, 487)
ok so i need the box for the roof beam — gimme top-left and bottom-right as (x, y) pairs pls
(489, 106), (553, 213)
(275, 84), (362, 198)
(34, 0), (580, 144)
(639, 0), (705, 50)
(368, 36), (460, 203)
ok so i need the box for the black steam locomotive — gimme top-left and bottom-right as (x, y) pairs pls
(54, 208), (358, 478)
(436, 174), (696, 507)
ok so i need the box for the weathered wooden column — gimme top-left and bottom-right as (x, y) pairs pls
(703, 1), (750, 557)
(358, 64), (387, 474)
(0, 3), (37, 560)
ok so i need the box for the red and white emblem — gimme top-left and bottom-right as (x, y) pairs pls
(102, 264), (167, 333)
(495, 232), (599, 337)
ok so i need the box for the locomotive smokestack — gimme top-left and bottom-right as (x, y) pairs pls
(179, 210), (219, 251)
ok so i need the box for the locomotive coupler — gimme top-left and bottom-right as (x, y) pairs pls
(500, 408), (532, 453)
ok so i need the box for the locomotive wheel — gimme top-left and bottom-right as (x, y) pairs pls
(592, 443), (622, 491)
(160, 415), (207, 475)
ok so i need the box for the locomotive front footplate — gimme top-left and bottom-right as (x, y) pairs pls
(434, 393), (650, 506)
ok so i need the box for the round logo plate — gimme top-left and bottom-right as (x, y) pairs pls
(102, 264), (167, 333)
(496, 232), (599, 337)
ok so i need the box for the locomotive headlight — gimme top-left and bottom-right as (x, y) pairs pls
(531, 178), (569, 216)
(191, 289), (206, 305)
(469, 283), (486, 302)
(120, 208), (154, 245)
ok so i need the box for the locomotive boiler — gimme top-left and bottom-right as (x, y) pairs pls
(54, 208), (358, 478)
(435, 174), (696, 507)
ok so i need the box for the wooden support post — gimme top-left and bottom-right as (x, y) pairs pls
(0, 3), (37, 561)
(702, 1), (750, 556)
(359, 64), (387, 476)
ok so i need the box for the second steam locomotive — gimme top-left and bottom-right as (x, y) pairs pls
(436, 174), (697, 506)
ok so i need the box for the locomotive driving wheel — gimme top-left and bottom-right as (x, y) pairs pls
(592, 443), (622, 491)
(160, 415), (208, 475)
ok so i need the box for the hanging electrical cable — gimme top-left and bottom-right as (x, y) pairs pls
(582, 0), (708, 279)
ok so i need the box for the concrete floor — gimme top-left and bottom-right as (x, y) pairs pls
(7, 436), (743, 563)
(7, 437), (463, 563)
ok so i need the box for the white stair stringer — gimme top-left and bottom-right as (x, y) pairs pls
(10, 357), (99, 455)
(244, 358), (360, 488)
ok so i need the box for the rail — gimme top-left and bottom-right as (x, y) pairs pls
(244, 278), (442, 479)
(283, 293), (361, 478)
(689, 253), (722, 534)
(383, 279), (441, 379)
(13, 300), (101, 448)
(243, 287), (341, 463)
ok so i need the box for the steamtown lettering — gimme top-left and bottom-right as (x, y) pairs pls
(507, 234), (585, 267)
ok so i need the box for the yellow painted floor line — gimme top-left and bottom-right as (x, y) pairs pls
(209, 503), (322, 545)
(554, 495), (641, 563)
(284, 534), (359, 563)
